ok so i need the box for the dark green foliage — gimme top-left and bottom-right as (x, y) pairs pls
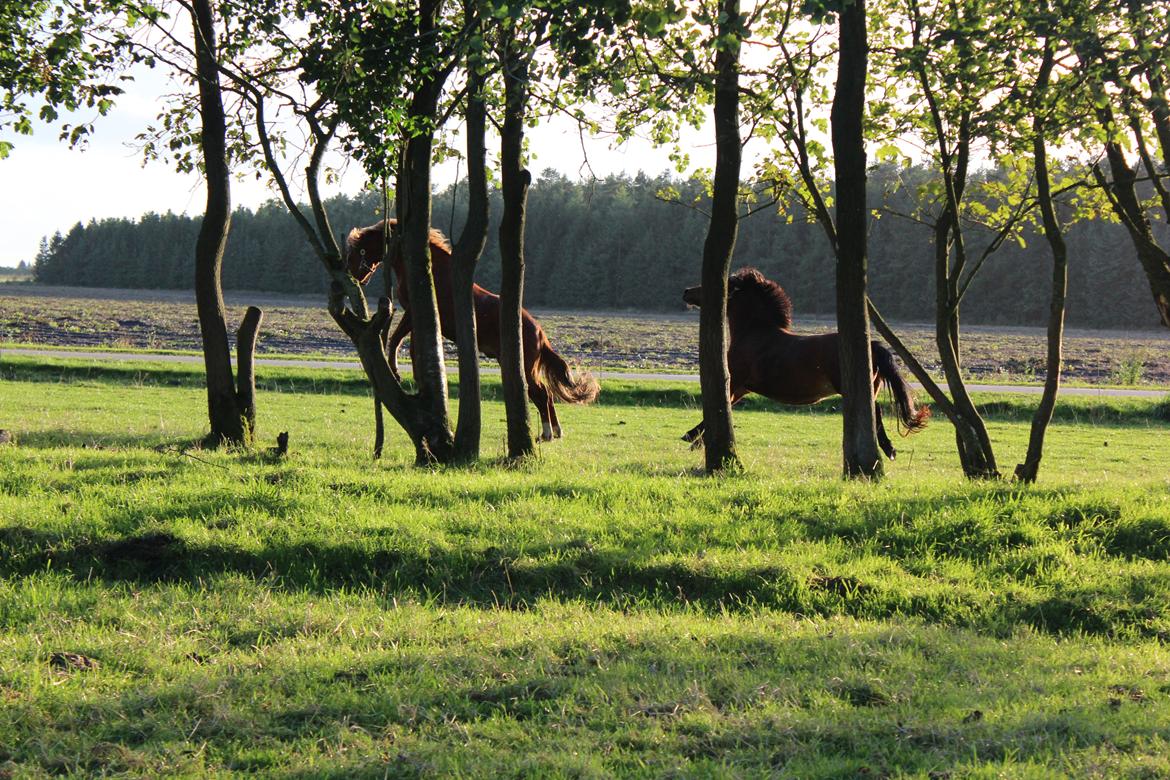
(31, 167), (1164, 329)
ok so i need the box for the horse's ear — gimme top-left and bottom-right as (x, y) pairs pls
(346, 227), (361, 246)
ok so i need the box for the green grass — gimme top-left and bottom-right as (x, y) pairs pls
(2, 358), (1170, 777)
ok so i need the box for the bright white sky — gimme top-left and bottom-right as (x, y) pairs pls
(0, 66), (714, 267)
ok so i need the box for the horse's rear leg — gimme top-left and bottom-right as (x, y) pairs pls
(528, 381), (555, 442)
(875, 403), (896, 460)
(548, 397), (562, 439)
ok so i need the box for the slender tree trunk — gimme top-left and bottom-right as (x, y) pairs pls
(831, 0), (881, 478)
(451, 44), (489, 462)
(1017, 47), (1066, 483)
(191, 0), (246, 446)
(498, 32), (535, 459)
(1073, 27), (1170, 328)
(1095, 141), (1170, 327)
(932, 222), (998, 478)
(698, 0), (743, 473)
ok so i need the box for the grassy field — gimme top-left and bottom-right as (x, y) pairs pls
(2, 356), (1170, 777)
(4, 284), (1170, 384)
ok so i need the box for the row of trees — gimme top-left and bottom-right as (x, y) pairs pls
(4, 0), (1170, 482)
(32, 168), (1166, 329)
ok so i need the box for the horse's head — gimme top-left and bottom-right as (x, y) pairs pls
(345, 219), (398, 284)
(682, 267), (793, 329)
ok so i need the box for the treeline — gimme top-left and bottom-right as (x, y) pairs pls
(33, 168), (1163, 329)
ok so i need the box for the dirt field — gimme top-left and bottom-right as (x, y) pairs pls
(3, 283), (1169, 384)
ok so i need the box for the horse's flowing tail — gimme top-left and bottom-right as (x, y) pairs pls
(871, 342), (930, 434)
(536, 341), (600, 404)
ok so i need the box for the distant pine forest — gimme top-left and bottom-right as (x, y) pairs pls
(30, 168), (1167, 329)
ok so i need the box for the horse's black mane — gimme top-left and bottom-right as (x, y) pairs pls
(728, 267), (793, 329)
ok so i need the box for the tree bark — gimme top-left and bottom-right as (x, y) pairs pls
(1072, 24), (1170, 328)
(451, 45), (489, 463)
(235, 305), (263, 440)
(392, 0), (454, 460)
(1095, 142), (1170, 328)
(1016, 46), (1066, 484)
(191, 0), (246, 447)
(696, 0), (743, 474)
(498, 31), (536, 459)
(831, 0), (882, 478)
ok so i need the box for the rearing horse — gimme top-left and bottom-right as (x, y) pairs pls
(682, 267), (929, 458)
(345, 219), (599, 441)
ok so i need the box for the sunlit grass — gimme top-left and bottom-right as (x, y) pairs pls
(1, 360), (1169, 777)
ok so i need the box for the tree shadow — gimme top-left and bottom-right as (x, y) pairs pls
(10, 429), (202, 451)
(11, 620), (1168, 777)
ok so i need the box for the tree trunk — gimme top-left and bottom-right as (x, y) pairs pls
(235, 305), (263, 439)
(451, 49), (489, 463)
(698, 0), (743, 473)
(191, 0), (246, 447)
(1096, 141), (1170, 328)
(831, 0), (882, 479)
(933, 227), (998, 479)
(1073, 25), (1170, 328)
(498, 33), (536, 459)
(330, 291), (454, 464)
(391, 0), (454, 461)
(1016, 48), (1066, 483)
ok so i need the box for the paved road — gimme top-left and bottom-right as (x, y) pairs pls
(3, 346), (1168, 398)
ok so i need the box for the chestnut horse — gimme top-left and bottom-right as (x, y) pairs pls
(345, 220), (599, 441)
(682, 267), (929, 458)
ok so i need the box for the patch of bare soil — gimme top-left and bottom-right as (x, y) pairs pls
(2, 286), (1168, 385)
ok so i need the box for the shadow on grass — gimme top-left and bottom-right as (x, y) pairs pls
(3, 507), (1168, 639)
(5, 356), (1168, 420)
(12, 621), (1169, 778)
(11, 429), (201, 451)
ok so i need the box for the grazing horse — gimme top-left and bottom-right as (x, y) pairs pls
(345, 219), (599, 441)
(681, 267), (929, 459)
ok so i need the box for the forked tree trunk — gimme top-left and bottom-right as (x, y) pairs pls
(242, 11), (460, 465)
(392, 0), (454, 461)
(831, 0), (882, 478)
(1072, 25), (1170, 328)
(1095, 141), (1170, 328)
(498, 32), (536, 459)
(450, 50), (489, 462)
(1016, 49), (1067, 483)
(191, 0), (255, 447)
(698, 0), (743, 474)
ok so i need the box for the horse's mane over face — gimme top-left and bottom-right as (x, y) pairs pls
(346, 219), (451, 255)
(728, 267), (793, 329)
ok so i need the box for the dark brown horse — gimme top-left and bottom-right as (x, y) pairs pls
(345, 219), (599, 441)
(682, 267), (929, 458)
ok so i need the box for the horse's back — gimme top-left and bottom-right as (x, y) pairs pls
(730, 329), (842, 405)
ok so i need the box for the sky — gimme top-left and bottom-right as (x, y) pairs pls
(0, 68), (711, 268)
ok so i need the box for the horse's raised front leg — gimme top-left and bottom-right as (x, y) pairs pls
(682, 420), (705, 449)
(385, 314), (412, 381)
